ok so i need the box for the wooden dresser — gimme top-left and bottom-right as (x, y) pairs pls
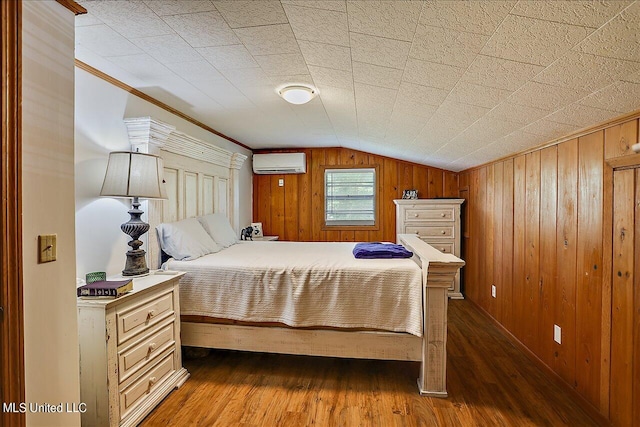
(77, 272), (190, 426)
(394, 199), (464, 299)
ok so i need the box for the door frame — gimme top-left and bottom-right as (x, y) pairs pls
(1, 1), (26, 426)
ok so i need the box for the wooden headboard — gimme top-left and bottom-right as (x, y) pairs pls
(123, 117), (247, 269)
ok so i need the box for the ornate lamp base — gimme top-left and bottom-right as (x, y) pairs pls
(121, 197), (150, 276)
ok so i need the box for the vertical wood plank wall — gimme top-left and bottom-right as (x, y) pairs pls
(458, 116), (639, 420)
(253, 147), (458, 242)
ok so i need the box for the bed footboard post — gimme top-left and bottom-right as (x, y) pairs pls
(397, 234), (464, 398)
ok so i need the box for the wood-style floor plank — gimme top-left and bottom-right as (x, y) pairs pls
(140, 301), (601, 427)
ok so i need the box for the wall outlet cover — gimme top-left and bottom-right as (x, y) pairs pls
(554, 324), (562, 344)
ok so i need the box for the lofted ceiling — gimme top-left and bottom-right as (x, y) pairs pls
(75, 0), (640, 171)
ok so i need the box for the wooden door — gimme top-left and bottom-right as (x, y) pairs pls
(611, 168), (640, 426)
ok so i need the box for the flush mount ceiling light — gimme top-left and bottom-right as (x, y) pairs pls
(278, 85), (317, 105)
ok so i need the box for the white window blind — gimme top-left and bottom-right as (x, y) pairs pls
(325, 168), (376, 226)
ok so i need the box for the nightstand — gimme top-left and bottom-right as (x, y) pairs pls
(77, 271), (190, 427)
(241, 235), (279, 242)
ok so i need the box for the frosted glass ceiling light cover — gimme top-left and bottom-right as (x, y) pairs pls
(278, 85), (317, 105)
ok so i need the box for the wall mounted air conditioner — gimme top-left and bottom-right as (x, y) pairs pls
(252, 153), (306, 174)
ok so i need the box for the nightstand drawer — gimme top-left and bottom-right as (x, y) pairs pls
(116, 290), (174, 345)
(406, 225), (454, 238)
(118, 321), (175, 384)
(119, 351), (175, 418)
(405, 208), (454, 222)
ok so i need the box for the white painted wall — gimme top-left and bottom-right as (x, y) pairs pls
(75, 68), (253, 277)
(22, 2), (81, 426)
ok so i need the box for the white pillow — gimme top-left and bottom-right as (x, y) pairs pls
(156, 218), (221, 261)
(198, 213), (238, 248)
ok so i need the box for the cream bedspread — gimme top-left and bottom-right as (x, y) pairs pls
(165, 241), (424, 337)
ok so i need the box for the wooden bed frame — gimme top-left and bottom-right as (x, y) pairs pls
(126, 117), (465, 397)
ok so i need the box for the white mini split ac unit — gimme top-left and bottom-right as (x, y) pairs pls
(252, 153), (307, 174)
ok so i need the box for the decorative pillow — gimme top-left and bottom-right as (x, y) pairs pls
(156, 218), (221, 261)
(198, 213), (238, 248)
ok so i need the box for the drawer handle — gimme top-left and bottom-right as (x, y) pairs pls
(441, 230), (446, 235)
(414, 213), (419, 217)
(440, 248), (446, 251)
(415, 231), (419, 235)
(147, 309), (156, 319)
(148, 376), (158, 391)
(148, 342), (157, 352)
(440, 213), (445, 217)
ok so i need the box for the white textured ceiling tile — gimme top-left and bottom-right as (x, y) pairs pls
(533, 51), (640, 92)
(255, 53), (309, 76)
(270, 74), (315, 87)
(82, 1), (173, 39)
(76, 25), (143, 57)
(349, 32), (410, 70)
(284, 4), (349, 46)
(578, 80), (640, 113)
(451, 118), (522, 145)
(240, 85), (287, 109)
(355, 82), (397, 113)
(462, 55), (544, 91)
(352, 62), (402, 90)
(396, 82), (449, 107)
(410, 24), (489, 68)
(347, 1), (422, 42)
(197, 45), (258, 69)
(213, 1), (288, 28)
(298, 41), (352, 71)
(75, 10), (103, 27)
(130, 34), (202, 64)
(218, 67), (273, 87)
(487, 102), (550, 125)
(510, 1), (631, 28)
(165, 60), (225, 83)
(233, 24), (299, 56)
(403, 59), (465, 90)
(392, 99), (439, 120)
(447, 82), (512, 109)
(143, 0), (216, 16)
(521, 119), (578, 138)
(481, 15), (592, 66)
(508, 81), (590, 111)
(385, 112), (426, 142)
(162, 12), (239, 48)
(576, 1), (640, 61)
(309, 66), (354, 90)
(281, 0), (346, 12)
(419, 1), (516, 36)
(546, 103), (620, 127)
(198, 80), (254, 109)
(106, 54), (175, 80)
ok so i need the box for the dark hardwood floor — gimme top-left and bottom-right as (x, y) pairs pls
(140, 300), (601, 426)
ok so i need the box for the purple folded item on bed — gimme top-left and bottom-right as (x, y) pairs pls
(352, 242), (413, 259)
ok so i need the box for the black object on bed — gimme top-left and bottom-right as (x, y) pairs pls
(352, 242), (413, 259)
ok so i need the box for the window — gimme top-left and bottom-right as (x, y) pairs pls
(324, 167), (377, 227)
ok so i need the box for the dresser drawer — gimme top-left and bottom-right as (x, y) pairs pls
(423, 241), (454, 254)
(119, 351), (175, 419)
(116, 290), (174, 345)
(118, 321), (176, 384)
(406, 225), (454, 238)
(404, 207), (454, 222)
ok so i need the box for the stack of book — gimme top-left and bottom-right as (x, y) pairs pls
(77, 278), (133, 298)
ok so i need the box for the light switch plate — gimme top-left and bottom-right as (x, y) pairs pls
(278, 178), (284, 187)
(38, 234), (57, 263)
(554, 324), (562, 344)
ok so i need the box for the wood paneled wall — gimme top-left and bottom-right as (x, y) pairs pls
(458, 116), (639, 421)
(253, 147), (458, 242)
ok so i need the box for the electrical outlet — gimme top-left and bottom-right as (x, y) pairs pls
(278, 178), (284, 187)
(491, 285), (496, 298)
(554, 324), (562, 344)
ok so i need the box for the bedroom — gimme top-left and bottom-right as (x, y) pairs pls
(2, 0), (639, 426)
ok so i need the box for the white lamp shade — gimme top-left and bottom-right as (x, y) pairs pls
(100, 151), (167, 199)
(279, 85), (316, 104)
